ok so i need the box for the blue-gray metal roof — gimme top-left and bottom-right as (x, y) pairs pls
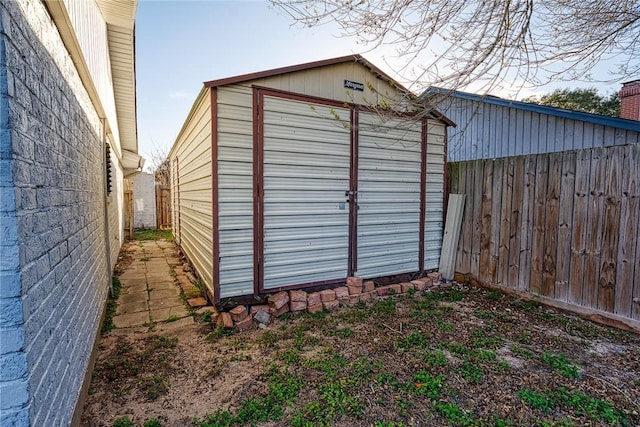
(423, 87), (640, 132)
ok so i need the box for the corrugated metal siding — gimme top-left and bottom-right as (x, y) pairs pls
(440, 97), (640, 162)
(425, 121), (446, 269)
(262, 96), (351, 289)
(170, 93), (213, 293)
(357, 112), (422, 277)
(217, 85), (255, 298)
(171, 157), (180, 245)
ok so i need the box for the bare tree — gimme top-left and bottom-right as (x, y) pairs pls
(147, 145), (171, 187)
(272, 0), (639, 94)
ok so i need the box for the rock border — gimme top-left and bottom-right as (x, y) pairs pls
(210, 272), (445, 330)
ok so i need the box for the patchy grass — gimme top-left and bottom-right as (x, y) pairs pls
(84, 285), (640, 426)
(134, 228), (174, 242)
(101, 277), (122, 333)
(93, 335), (178, 401)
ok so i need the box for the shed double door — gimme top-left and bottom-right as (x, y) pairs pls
(257, 90), (423, 292)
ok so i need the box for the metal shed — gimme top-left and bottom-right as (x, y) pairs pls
(424, 88), (640, 162)
(169, 55), (453, 303)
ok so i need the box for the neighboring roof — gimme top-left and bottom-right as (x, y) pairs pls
(423, 87), (640, 132)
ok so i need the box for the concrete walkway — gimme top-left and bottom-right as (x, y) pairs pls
(113, 239), (192, 329)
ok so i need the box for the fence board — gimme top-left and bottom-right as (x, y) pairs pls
(583, 147), (606, 308)
(449, 144), (639, 324)
(479, 160), (494, 282)
(156, 185), (172, 229)
(457, 162), (472, 273)
(617, 145), (639, 318)
(498, 158), (513, 286)
(508, 156), (524, 288)
(598, 146), (623, 312)
(555, 151), (575, 302)
(530, 154), (549, 295)
(542, 152), (561, 298)
(519, 155), (536, 292)
(489, 159), (503, 284)
(471, 160), (484, 277)
(569, 149), (590, 304)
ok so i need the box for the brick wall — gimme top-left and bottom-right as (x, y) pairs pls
(0, 1), (121, 425)
(620, 80), (640, 121)
(132, 172), (157, 229)
(0, 11), (29, 424)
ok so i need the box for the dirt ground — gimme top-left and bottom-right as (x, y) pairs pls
(81, 271), (640, 427)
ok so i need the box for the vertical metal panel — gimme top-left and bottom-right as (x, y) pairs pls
(439, 96), (639, 162)
(169, 93), (214, 293)
(425, 120), (446, 269)
(357, 112), (422, 277)
(217, 85), (255, 298)
(261, 96), (351, 289)
(171, 158), (180, 245)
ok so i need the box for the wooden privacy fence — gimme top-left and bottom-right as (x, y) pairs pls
(156, 185), (172, 229)
(124, 179), (134, 240)
(449, 144), (639, 322)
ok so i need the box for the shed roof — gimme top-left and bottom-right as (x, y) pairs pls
(204, 54), (408, 92)
(423, 87), (640, 132)
(203, 55), (454, 126)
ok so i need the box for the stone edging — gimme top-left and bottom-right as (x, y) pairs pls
(214, 272), (446, 331)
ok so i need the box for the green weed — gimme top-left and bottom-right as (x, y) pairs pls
(511, 345), (536, 359)
(517, 388), (556, 413)
(194, 366), (303, 426)
(486, 289), (502, 301)
(102, 277), (123, 333)
(258, 330), (278, 348)
(163, 314), (181, 323)
(424, 350), (448, 368)
(458, 361), (483, 383)
(540, 352), (581, 379)
(206, 325), (236, 343)
(518, 387), (627, 424)
(400, 331), (429, 349)
(143, 419), (162, 427)
(434, 401), (474, 426)
(113, 416), (133, 427)
(411, 371), (445, 398)
(371, 298), (396, 317)
(138, 375), (169, 400)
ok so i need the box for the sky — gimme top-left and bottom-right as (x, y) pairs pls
(134, 1), (627, 170)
